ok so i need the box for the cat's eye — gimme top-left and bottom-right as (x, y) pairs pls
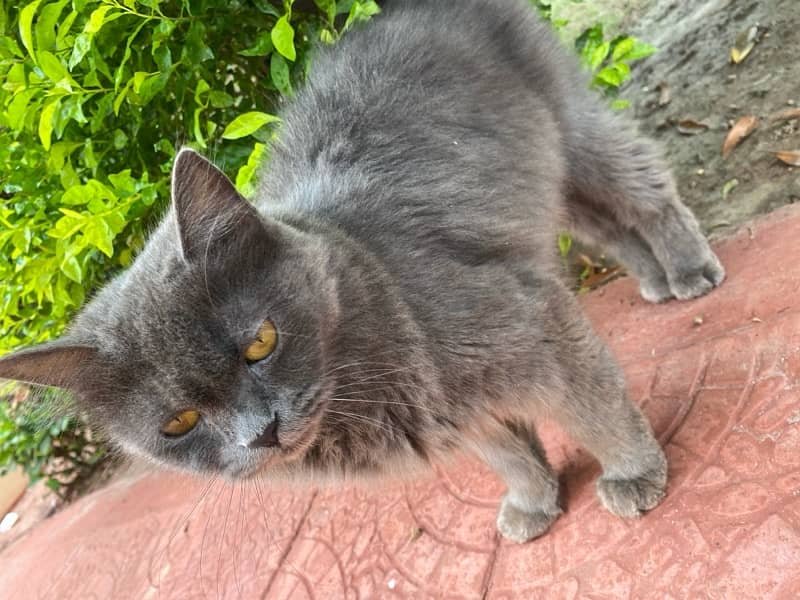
(162, 409), (200, 437)
(244, 318), (278, 363)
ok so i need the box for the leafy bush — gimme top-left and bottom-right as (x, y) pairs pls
(0, 0), (653, 493)
(0, 0), (381, 355)
(0, 386), (106, 496)
(531, 1), (656, 107)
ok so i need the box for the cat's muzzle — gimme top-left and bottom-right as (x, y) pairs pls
(248, 413), (280, 449)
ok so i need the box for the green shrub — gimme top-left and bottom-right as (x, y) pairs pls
(0, 0), (381, 355)
(0, 386), (106, 496)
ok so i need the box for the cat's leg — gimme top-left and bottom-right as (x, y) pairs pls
(540, 284), (668, 519)
(563, 106), (724, 302)
(565, 201), (673, 302)
(470, 419), (562, 543)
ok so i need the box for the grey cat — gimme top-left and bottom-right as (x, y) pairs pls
(0, 0), (723, 543)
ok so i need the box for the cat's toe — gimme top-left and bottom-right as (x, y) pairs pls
(668, 254), (725, 300)
(639, 276), (673, 304)
(596, 467), (667, 519)
(496, 496), (562, 543)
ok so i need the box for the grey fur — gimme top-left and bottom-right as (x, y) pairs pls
(0, 0), (722, 542)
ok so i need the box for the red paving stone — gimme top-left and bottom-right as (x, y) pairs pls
(2, 205), (800, 599)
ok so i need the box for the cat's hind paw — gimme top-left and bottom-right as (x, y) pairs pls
(667, 253), (725, 301)
(496, 496), (562, 543)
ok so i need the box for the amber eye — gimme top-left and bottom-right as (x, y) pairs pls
(162, 409), (200, 437)
(244, 318), (278, 363)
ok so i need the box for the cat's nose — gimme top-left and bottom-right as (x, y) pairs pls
(248, 414), (280, 449)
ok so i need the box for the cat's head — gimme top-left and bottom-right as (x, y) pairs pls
(0, 149), (342, 478)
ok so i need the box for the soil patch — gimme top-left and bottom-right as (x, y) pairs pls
(625, 0), (800, 236)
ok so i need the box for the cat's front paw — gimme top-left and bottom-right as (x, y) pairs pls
(495, 496), (562, 543)
(667, 252), (725, 301)
(596, 464), (667, 518)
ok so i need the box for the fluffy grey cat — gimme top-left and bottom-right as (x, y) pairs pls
(0, 0), (723, 543)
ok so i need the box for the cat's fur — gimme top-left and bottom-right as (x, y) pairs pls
(0, 0), (723, 543)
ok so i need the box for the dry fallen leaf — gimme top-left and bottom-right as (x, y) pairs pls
(722, 115), (758, 158)
(581, 265), (623, 291)
(773, 150), (800, 166)
(656, 81), (671, 107)
(676, 119), (710, 135)
(731, 25), (759, 64)
(769, 107), (800, 123)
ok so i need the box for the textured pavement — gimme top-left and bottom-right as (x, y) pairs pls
(1, 205), (800, 598)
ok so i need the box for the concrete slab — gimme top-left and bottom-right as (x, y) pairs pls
(1, 205), (799, 599)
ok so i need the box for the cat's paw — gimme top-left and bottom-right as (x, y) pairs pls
(667, 252), (725, 301)
(495, 496), (562, 543)
(596, 465), (667, 518)
(639, 275), (673, 304)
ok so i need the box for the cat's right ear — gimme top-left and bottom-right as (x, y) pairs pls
(171, 147), (266, 262)
(0, 342), (98, 391)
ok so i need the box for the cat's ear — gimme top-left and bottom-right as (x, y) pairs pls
(171, 147), (265, 262)
(0, 342), (98, 391)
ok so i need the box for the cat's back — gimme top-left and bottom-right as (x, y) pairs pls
(258, 0), (585, 275)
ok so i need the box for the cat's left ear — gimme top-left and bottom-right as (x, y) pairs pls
(0, 342), (99, 391)
(171, 147), (266, 262)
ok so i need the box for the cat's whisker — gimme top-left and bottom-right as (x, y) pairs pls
(326, 409), (397, 435)
(232, 481), (245, 599)
(320, 359), (409, 378)
(216, 483), (235, 600)
(155, 475), (220, 600)
(330, 396), (442, 415)
(250, 478), (273, 549)
(332, 379), (429, 394)
(199, 481), (227, 600)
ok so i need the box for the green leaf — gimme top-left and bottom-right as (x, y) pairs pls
(344, 1), (380, 32)
(19, 0), (44, 61)
(611, 37), (635, 62)
(56, 9), (78, 48)
(626, 41), (657, 61)
(209, 90), (234, 108)
(85, 217), (114, 257)
(184, 21), (214, 63)
(271, 15), (296, 61)
(222, 111), (280, 140)
(252, 0), (282, 17)
(37, 50), (72, 85)
(193, 107), (206, 148)
(112, 129), (129, 149)
(60, 255), (82, 283)
(589, 41), (611, 70)
(610, 99), (631, 110)
(38, 97), (60, 150)
(35, 0), (70, 52)
(69, 32), (91, 69)
(270, 52), (292, 96)
(239, 31), (273, 57)
(113, 78), (134, 115)
(235, 143), (266, 197)
(595, 65), (623, 87)
(314, 0), (336, 24)
(108, 170), (135, 194)
(6, 88), (38, 131)
(558, 233), (572, 258)
(85, 5), (114, 34)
